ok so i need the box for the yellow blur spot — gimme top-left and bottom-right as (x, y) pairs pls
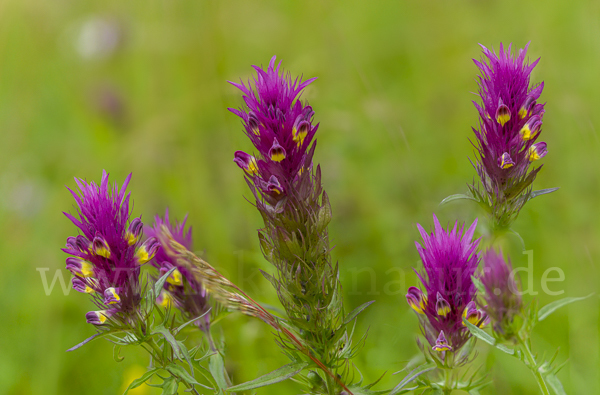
(120, 365), (151, 395)
(157, 290), (173, 308)
(167, 268), (183, 286)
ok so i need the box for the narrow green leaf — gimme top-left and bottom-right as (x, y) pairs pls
(176, 340), (195, 377)
(471, 276), (486, 295)
(440, 194), (478, 206)
(174, 310), (211, 334)
(165, 364), (206, 388)
(390, 362), (436, 395)
(152, 325), (180, 357)
(122, 368), (158, 394)
(160, 377), (179, 395)
(528, 187), (559, 201)
(209, 352), (230, 391)
(226, 361), (309, 391)
(545, 374), (566, 395)
(463, 318), (515, 355)
(538, 293), (594, 321)
(344, 301), (375, 324)
(347, 383), (389, 395)
(67, 329), (126, 352)
(155, 267), (176, 298)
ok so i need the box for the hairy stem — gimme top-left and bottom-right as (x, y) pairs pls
(518, 337), (550, 395)
(443, 368), (453, 395)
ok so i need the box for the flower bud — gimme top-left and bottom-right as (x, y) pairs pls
(406, 286), (427, 314)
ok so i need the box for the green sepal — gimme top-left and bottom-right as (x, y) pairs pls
(66, 328), (126, 352)
(209, 352), (230, 392)
(174, 310), (212, 335)
(155, 267), (177, 299)
(152, 324), (181, 358)
(538, 293), (594, 321)
(113, 344), (125, 362)
(390, 362), (436, 395)
(344, 300), (375, 324)
(471, 275), (486, 295)
(158, 376), (179, 395)
(346, 383), (389, 395)
(226, 361), (309, 391)
(528, 187), (559, 201)
(440, 194), (479, 206)
(165, 363), (210, 389)
(545, 374), (566, 395)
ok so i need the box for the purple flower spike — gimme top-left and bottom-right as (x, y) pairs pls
(479, 249), (522, 337)
(229, 56), (318, 201)
(146, 210), (211, 333)
(471, 43), (548, 228)
(410, 215), (480, 354)
(63, 171), (151, 324)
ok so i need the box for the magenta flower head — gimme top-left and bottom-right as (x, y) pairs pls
(229, 56), (317, 204)
(63, 171), (159, 325)
(145, 210), (210, 332)
(407, 215), (486, 362)
(479, 249), (523, 339)
(470, 43), (550, 229)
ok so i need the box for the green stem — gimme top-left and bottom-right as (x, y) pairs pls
(518, 337), (550, 395)
(443, 368), (452, 394)
(325, 372), (336, 395)
(146, 340), (164, 366)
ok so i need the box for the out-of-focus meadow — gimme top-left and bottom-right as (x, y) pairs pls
(1, 0), (599, 393)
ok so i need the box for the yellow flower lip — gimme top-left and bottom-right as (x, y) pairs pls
(268, 138), (286, 162)
(496, 103), (511, 126)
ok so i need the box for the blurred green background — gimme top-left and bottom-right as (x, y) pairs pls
(1, 0), (599, 393)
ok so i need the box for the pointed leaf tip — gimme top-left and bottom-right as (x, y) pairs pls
(226, 361), (308, 391)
